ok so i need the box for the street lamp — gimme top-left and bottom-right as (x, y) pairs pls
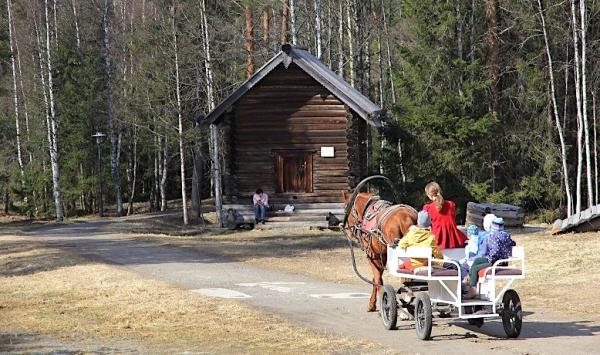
(92, 132), (106, 217)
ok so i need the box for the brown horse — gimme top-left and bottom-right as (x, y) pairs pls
(342, 191), (417, 312)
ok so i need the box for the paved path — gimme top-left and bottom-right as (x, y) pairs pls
(16, 221), (600, 354)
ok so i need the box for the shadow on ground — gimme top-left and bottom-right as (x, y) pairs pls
(0, 239), (90, 277)
(0, 332), (138, 353)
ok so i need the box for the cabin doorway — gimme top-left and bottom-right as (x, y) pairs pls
(275, 151), (313, 193)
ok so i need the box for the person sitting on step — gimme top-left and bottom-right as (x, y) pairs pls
(252, 188), (269, 224)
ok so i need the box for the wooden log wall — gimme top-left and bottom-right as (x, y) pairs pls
(228, 63), (357, 203)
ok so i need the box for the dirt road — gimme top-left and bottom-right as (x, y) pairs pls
(16, 220), (600, 354)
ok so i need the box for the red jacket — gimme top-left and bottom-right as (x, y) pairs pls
(423, 200), (467, 249)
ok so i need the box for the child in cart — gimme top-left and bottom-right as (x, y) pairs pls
(397, 211), (457, 271)
(463, 217), (516, 299)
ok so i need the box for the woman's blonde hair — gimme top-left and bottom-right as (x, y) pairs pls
(425, 181), (444, 211)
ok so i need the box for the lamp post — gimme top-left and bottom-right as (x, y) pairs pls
(92, 132), (106, 216)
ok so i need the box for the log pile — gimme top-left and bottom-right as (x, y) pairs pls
(465, 202), (524, 228)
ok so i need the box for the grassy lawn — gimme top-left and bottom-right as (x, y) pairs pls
(0, 236), (377, 354)
(132, 227), (600, 322)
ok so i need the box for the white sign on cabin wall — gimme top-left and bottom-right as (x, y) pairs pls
(321, 146), (335, 158)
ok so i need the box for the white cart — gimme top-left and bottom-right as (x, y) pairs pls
(382, 245), (525, 340)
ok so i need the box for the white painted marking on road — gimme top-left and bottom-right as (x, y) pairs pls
(236, 281), (305, 293)
(191, 288), (252, 299)
(309, 293), (370, 299)
(237, 282), (306, 287)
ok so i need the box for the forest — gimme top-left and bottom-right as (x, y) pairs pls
(0, 0), (599, 224)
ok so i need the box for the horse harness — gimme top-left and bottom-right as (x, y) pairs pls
(348, 195), (415, 258)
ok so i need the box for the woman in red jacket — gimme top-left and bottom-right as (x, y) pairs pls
(422, 181), (467, 249)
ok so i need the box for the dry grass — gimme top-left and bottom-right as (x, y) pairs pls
(132, 227), (600, 322)
(0, 236), (378, 354)
(512, 231), (600, 318)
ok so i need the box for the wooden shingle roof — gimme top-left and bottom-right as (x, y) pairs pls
(198, 44), (385, 127)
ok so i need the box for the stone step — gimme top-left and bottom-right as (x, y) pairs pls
(254, 220), (332, 230)
(223, 202), (344, 210)
(267, 215), (331, 222)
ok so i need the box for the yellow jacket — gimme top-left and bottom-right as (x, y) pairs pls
(399, 226), (443, 268)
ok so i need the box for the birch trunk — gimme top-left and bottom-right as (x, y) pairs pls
(469, 0), (475, 64)
(346, 0), (354, 87)
(290, 0), (297, 44)
(44, 0), (64, 221)
(381, 0), (396, 104)
(594, 91), (598, 205)
(6, 0), (25, 181)
(485, 0), (499, 119)
(363, 1), (371, 97)
(397, 139), (406, 185)
(191, 146), (202, 221)
(160, 135), (168, 211)
(53, 0), (58, 42)
(71, 0), (81, 52)
(245, 5), (255, 78)
(14, 28), (32, 164)
(127, 127), (138, 215)
(579, 0), (593, 208)
(337, 0), (344, 76)
(314, 0), (322, 59)
(201, 0), (222, 226)
(102, 0), (124, 216)
(33, 8), (51, 150)
(456, 0), (464, 97)
(537, 0), (573, 216)
(281, 0), (289, 44)
(326, 0), (331, 66)
(571, 0), (584, 214)
(172, 3), (188, 225)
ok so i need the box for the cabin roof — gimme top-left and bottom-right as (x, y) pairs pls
(198, 44), (385, 128)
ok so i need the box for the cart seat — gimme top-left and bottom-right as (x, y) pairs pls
(478, 267), (522, 277)
(396, 266), (459, 277)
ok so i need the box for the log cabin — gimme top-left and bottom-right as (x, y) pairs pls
(198, 44), (385, 228)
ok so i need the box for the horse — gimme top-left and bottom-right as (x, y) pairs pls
(342, 191), (417, 312)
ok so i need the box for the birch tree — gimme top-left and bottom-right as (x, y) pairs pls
(171, 2), (188, 225)
(6, 0), (25, 182)
(345, 0), (354, 86)
(102, 0), (124, 216)
(71, 0), (81, 52)
(314, 0), (322, 59)
(337, 0), (344, 76)
(201, 0), (222, 226)
(594, 91), (598, 205)
(290, 0), (297, 44)
(579, 0), (592, 208)
(571, 0), (584, 214)
(44, 0), (65, 221)
(537, 0), (572, 216)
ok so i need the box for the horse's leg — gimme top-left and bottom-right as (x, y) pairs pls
(367, 257), (384, 312)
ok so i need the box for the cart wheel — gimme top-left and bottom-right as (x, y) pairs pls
(415, 293), (432, 340)
(502, 289), (522, 338)
(380, 285), (398, 330)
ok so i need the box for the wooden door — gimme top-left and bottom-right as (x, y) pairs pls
(275, 151), (313, 193)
